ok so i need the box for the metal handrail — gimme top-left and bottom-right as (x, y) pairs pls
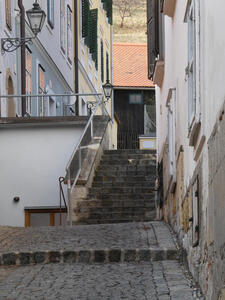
(59, 176), (67, 226)
(65, 96), (111, 226)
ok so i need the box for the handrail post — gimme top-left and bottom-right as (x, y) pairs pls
(91, 118), (93, 139)
(67, 171), (73, 227)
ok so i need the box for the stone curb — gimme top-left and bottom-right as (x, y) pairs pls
(0, 248), (180, 266)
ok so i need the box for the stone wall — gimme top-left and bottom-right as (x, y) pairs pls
(207, 110), (225, 300)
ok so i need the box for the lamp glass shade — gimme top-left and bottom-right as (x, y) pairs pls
(26, 2), (46, 36)
(103, 80), (113, 99)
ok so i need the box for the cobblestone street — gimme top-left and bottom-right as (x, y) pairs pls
(0, 261), (194, 300)
(0, 222), (200, 299)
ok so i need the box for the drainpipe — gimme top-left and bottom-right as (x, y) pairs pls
(18, 0), (26, 116)
(74, 0), (79, 115)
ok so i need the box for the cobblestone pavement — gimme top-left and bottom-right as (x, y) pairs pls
(0, 261), (194, 300)
(0, 222), (175, 253)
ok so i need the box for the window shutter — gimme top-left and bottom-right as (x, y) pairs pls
(106, 52), (109, 81)
(106, 0), (113, 25)
(82, 0), (90, 39)
(101, 40), (104, 82)
(90, 9), (98, 69)
(147, 0), (157, 79)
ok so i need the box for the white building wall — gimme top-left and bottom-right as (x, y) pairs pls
(22, 0), (74, 91)
(157, 1), (196, 191)
(0, 124), (83, 227)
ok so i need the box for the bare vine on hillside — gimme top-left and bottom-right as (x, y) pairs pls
(114, 0), (141, 28)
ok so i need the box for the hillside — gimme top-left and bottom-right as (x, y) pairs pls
(113, 0), (147, 44)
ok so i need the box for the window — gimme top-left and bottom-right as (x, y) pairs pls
(5, 0), (12, 30)
(81, 0), (98, 69)
(38, 65), (45, 116)
(106, 51), (109, 81)
(47, 0), (54, 29)
(25, 48), (32, 114)
(67, 5), (72, 63)
(101, 40), (104, 82)
(147, 0), (165, 80)
(60, 0), (66, 53)
(129, 94), (143, 105)
(187, 1), (196, 126)
(101, 0), (113, 25)
(167, 88), (176, 190)
(185, 0), (200, 145)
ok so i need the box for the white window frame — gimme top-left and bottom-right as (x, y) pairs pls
(67, 5), (72, 64)
(25, 48), (32, 114)
(185, 0), (200, 135)
(47, 0), (54, 29)
(60, 0), (66, 53)
(167, 88), (176, 189)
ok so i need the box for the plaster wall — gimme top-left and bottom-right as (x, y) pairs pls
(23, 0), (74, 90)
(0, 124), (84, 227)
(156, 0), (196, 196)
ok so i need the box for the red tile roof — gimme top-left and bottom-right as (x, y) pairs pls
(113, 43), (154, 88)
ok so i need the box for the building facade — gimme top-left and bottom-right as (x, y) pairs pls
(0, 0), (74, 117)
(75, 0), (116, 148)
(147, 0), (225, 299)
(113, 43), (155, 150)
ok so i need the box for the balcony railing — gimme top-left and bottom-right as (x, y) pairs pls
(0, 92), (103, 117)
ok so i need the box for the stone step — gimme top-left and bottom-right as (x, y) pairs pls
(89, 187), (155, 194)
(104, 149), (156, 155)
(102, 153), (157, 160)
(97, 165), (156, 172)
(93, 175), (155, 182)
(100, 159), (156, 166)
(75, 211), (156, 223)
(87, 193), (154, 201)
(74, 206), (155, 215)
(93, 181), (154, 188)
(75, 199), (155, 209)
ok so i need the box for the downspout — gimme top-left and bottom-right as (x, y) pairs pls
(18, 0), (26, 116)
(74, 0), (79, 115)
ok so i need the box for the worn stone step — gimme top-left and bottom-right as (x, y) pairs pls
(95, 169), (156, 176)
(89, 187), (155, 194)
(102, 154), (156, 161)
(100, 159), (156, 166)
(74, 214), (156, 225)
(97, 165), (156, 172)
(93, 175), (155, 182)
(74, 206), (155, 215)
(93, 181), (154, 188)
(75, 199), (155, 209)
(104, 149), (156, 155)
(87, 193), (155, 201)
(75, 211), (155, 221)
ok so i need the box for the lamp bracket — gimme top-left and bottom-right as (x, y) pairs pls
(1, 37), (34, 54)
(87, 98), (110, 112)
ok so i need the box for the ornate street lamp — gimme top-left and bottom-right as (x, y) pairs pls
(102, 80), (113, 100)
(1, 1), (46, 53)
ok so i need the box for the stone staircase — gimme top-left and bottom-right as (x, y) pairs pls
(74, 149), (157, 224)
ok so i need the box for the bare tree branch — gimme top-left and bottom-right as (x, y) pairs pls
(114, 0), (141, 28)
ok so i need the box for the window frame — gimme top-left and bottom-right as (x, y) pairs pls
(38, 64), (45, 116)
(67, 5), (73, 64)
(185, 0), (201, 144)
(25, 48), (32, 114)
(167, 88), (176, 190)
(101, 40), (104, 83)
(5, 0), (12, 31)
(47, 0), (54, 29)
(60, 0), (66, 53)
